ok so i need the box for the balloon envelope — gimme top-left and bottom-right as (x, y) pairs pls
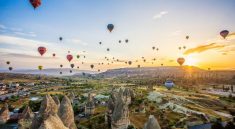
(107, 24), (114, 32)
(29, 0), (41, 9)
(164, 80), (174, 90)
(177, 57), (185, 66)
(220, 30), (229, 39)
(38, 46), (46, 56)
(67, 54), (73, 62)
(38, 65), (43, 70)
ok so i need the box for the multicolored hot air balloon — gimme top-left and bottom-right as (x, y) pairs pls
(77, 55), (80, 59)
(38, 65), (43, 70)
(70, 64), (75, 68)
(38, 46), (46, 56)
(107, 24), (114, 32)
(125, 39), (129, 43)
(90, 64), (94, 69)
(177, 57), (185, 66)
(29, 0), (41, 9)
(220, 30), (229, 39)
(186, 35), (189, 40)
(8, 67), (13, 71)
(59, 37), (63, 41)
(67, 54), (73, 62)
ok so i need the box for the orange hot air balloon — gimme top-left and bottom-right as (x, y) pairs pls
(67, 54), (73, 62)
(38, 46), (46, 56)
(29, 0), (41, 9)
(177, 57), (185, 66)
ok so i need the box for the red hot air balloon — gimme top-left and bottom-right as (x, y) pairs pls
(177, 57), (185, 66)
(220, 30), (229, 39)
(29, 0), (41, 9)
(67, 54), (73, 62)
(38, 46), (46, 56)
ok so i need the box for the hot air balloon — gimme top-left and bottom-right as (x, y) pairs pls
(152, 46), (155, 50)
(29, 0), (41, 9)
(84, 56), (86, 58)
(143, 59), (146, 62)
(52, 53), (56, 57)
(77, 55), (80, 59)
(6, 61), (10, 65)
(82, 62), (84, 64)
(164, 80), (174, 90)
(183, 46), (186, 49)
(99, 42), (102, 45)
(68, 51), (70, 53)
(77, 66), (79, 69)
(70, 64), (75, 68)
(161, 63), (163, 66)
(8, 67), (13, 71)
(38, 65), (43, 70)
(186, 35), (189, 40)
(119, 40), (121, 43)
(67, 54), (73, 62)
(90, 64), (94, 69)
(98, 69), (100, 72)
(70, 70), (72, 73)
(125, 39), (129, 43)
(208, 68), (211, 71)
(177, 57), (185, 66)
(38, 46), (46, 56)
(60, 64), (63, 68)
(137, 65), (140, 68)
(128, 61), (132, 65)
(220, 30), (229, 39)
(178, 47), (182, 50)
(59, 37), (63, 41)
(60, 72), (62, 74)
(107, 48), (110, 51)
(156, 48), (159, 51)
(107, 24), (114, 32)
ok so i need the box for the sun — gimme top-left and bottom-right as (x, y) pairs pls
(184, 56), (198, 66)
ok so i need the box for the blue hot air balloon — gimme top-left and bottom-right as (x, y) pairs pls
(107, 24), (114, 32)
(164, 80), (175, 90)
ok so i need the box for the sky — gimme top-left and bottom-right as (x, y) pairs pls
(0, 0), (235, 71)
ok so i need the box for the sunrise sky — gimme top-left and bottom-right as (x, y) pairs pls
(0, 0), (235, 71)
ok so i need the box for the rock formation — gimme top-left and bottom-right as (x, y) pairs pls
(143, 115), (161, 129)
(58, 95), (77, 129)
(0, 103), (9, 124)
(107, 88), (132, 129)
(39, 114), (69, 129)
(85, 93), (95, 116)
(53, 95), (60, 107)
(18, 106), (34, 129)
(31, 94), (59, 129)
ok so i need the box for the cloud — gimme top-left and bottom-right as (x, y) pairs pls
(0, 52), (55, 59)
(0, 24), (7, 29)
(13, 31), (37, 37)
(153, 11), (168, 19)
(68, 38), (88, 46)
(184, 43), (225, 55)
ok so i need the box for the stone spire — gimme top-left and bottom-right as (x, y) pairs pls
(31, 94), (59, 129)
(53, 95), (60, 107)
(39, 115), (69, 129)
(144, 115), (161, 129)
(18, 106), (34, 129)
(58, 95), (77, 129)
(0, 103), (9, 124)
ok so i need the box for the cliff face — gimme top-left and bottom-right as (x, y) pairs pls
(144, 115), (161, 129)
(58, 96), (77, 129)
(0, 103), (9, 124)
